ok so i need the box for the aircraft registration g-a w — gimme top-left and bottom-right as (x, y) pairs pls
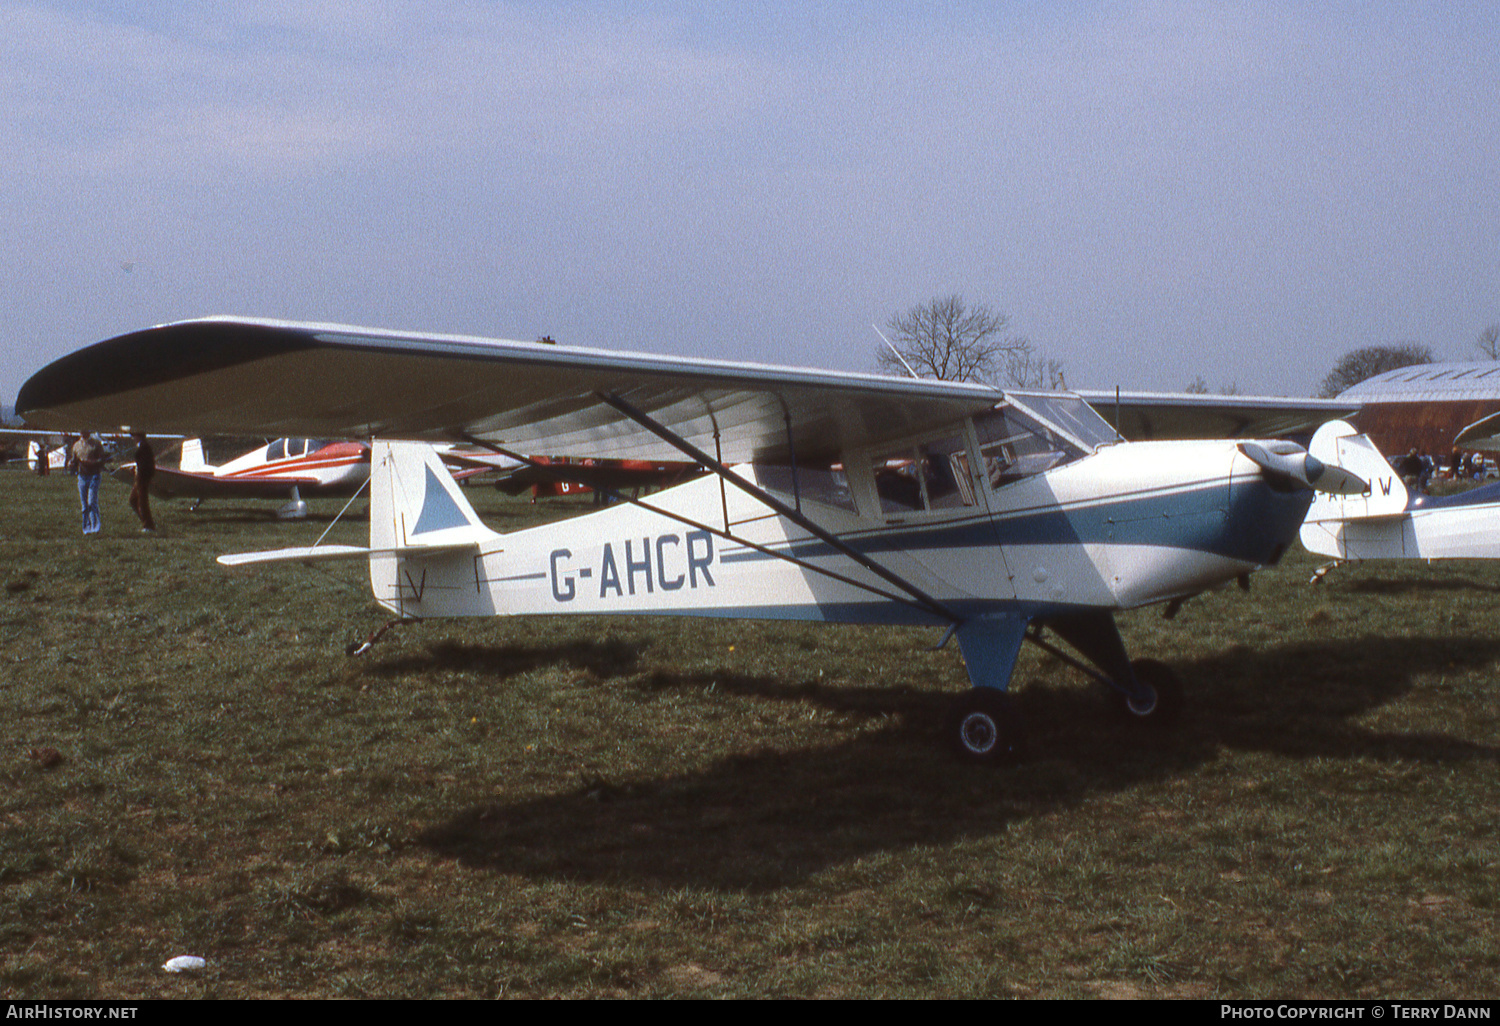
(18, 317), (1366, 762)
(1299, 419), (1500, 572)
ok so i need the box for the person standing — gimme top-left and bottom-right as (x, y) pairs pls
(70, 431), (107, 534)
(128, 432), (156, 532)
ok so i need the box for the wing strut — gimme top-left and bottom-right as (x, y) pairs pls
(597, 392), (961, 623)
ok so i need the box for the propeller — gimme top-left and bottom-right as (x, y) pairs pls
(1238, 441), (1367, 495)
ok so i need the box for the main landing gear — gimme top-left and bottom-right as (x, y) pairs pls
(942, 611), (1184, 765)
(944, 689), (1023, 765)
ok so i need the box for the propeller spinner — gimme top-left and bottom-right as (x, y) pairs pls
(1238, 441), (1368, 495)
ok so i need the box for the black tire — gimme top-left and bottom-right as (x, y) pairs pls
(1116, 658), (1184, 726)
(944, 689), (1023, 765)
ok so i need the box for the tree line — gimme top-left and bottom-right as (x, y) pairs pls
(878, 294), (1499, 398)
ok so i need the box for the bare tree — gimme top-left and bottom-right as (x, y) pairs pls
(877, 295), (1038, 385)
(1477, 324), (1500, 361)
(1186, 375), (1239, 395)
(1005, 349), (1068, 389)
(1316, 343), (1434, 398)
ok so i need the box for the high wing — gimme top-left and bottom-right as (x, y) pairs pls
(1076, 390), (1359, 441)
(17, 317), (1003, 464)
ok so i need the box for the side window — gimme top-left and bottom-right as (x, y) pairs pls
(266, 439), (287, 461)
(870, 434), (975, 514)
(757, 463), (857, 512)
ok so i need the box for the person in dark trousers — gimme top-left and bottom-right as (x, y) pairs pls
(128, 433), (156, 532)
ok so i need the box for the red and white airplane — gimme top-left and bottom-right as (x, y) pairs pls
(118, 436), (545, 518)
(120, 437), (371, 519)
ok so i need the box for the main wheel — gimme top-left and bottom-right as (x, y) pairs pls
(944, 689), (1023, 765)
(1116, 658), (1184, 726)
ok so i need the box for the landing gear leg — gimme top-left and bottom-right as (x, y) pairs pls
(1039, 611), (1183, 727)
(945, 615), (1029, 765)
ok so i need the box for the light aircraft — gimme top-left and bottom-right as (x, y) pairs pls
(18, 316), (1367, 762)
(118, 436), (372, 519)
(113, 436), (534, 519)
(1300, 419), (1500, 571)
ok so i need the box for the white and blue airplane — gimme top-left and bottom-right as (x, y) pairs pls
(1300, 419), (1500, 569)
(18, 316), (1366, 763)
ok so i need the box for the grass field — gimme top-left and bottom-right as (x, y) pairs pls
(1, 467), (1497, 999)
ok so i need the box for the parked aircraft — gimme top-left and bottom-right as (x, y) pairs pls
(113, 436), (371, 519)
(18, 316), (1367, 762)
(1300, 419), (1500, 572)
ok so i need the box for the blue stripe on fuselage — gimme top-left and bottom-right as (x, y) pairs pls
(719, 478), (1308, 567)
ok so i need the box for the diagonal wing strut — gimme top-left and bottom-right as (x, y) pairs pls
(597, 391), (961, 624)
(459, 435), (947, 620)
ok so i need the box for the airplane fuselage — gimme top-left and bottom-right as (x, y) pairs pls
(146, 439), (370, 500)
(367, 439), (1310, 627)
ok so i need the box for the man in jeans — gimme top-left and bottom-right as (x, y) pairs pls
(69, 431), (107, 534)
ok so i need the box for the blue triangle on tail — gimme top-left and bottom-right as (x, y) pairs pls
(413, 465), (470, 535)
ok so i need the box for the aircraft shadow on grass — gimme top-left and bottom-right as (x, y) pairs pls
(366, 638), (646, 681)
(414, 634), (1500, 892)
(1333, 575), (1500, 597)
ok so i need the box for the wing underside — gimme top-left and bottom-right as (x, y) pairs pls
(19, 317), (1004, 465)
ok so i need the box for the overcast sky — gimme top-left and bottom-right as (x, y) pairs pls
(4, 1), (1497, 404)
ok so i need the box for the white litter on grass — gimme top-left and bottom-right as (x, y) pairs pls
(162, 955), (206, 973)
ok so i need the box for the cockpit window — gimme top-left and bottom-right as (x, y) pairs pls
(1003, 392), (1120, 451)
(973, 403), (1089, 488)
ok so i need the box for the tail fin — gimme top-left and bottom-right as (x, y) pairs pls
(180, 438), (212, 473)
(367, 441), (502, 617)
(370, 440), (500, 553)
(1304, 420), (1407, 519)
(1300, 420), (1409, 558)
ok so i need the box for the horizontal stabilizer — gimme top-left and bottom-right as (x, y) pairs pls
(218, 539), (489, 567)
(219, 544), (369, 566)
